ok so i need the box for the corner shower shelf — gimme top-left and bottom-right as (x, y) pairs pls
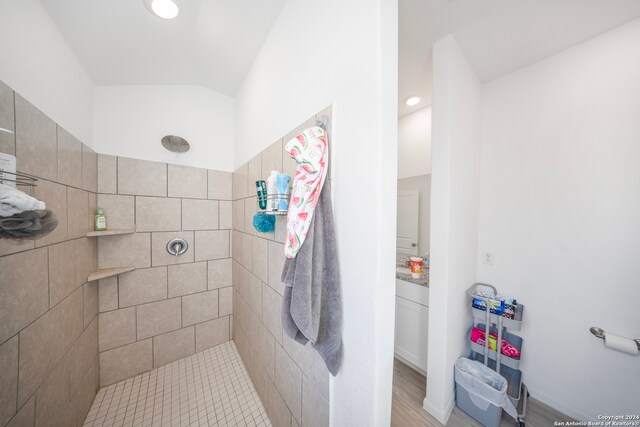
(88, 266), (136, 282)
(86, 229), (135, 237)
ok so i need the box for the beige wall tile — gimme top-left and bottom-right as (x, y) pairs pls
(98, 277), (118, 312)
(5, 395), (33, 427)
(233, 199), (244, 232)
(168, 262), (206, 298)
(60, 287), (84, 354)
(98, 232), (151, 269)
(219, 201), (232, 229)
(57, 127), (82, 188)
(99, 307), (136, 351)
(256, 324), (275, 379)
(0, 248), (48, 344)
(232, 163), (247, 200)
(268, 240), (286, 295)
(182, 290), (218, 327)
(194, 230), (229, 261)
(88, 190), (97, 229)
(75, 237), (97, 287)
(168, 164), (207, 199)
(241, 232), (253, 270)
(83, 282), (98, 328)
(35, 356), (69, 427)
(0, 238), (34, 258)
(302, 375), (329, 427)
(195, 317), (229, 353)
(153, 327), (194, 368)
(208, 258), (232, 290)
(313, 351), (330, 401)
(262, 283), (283, 344)
(282, 333), (314, 380)
(59, 394), (77, 427)
(67, 187), (89, 239)
(18, 305), (62, 406)
(99, 339), (152, 386)
(274, 216), (287, 243)
(262, 140), (284, 180)
(97, 154), (117, 194)
(247, 155), (262, 198)
(82, 144), (98, 192)
(181, 199), (218, 230)
(118, 157), (167, 196)
(14, 94), (57, 181)
(0, 80), (15, 155)
(151, 231), (194, 266)
(69, 318), (98, 395)
(208, 170), (232, 200)
(232, 230), (242, 262)
(0, 336), (18, 427)
(75, 356), (98, 420)
(48, 240), (77, 307)
(136, 196), (181, 232)
(96, 194), (134, 230)
(268, 379), (292, 427)
(137, 298), (181, 339)
(244, 271), (262, 320)
(219, 286), (233, 317)
(118, 267), (167, 307)
(252, 237), (268, 282)
(244, 198), (256, 235)
(275, 344), (302, 423)
(34, 180), (67, 247)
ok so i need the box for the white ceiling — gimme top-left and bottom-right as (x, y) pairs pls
(40, 0), (286, 96)
(399, 0), (640, 116)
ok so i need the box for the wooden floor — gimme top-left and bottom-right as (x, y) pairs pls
(391, 358), (573, 427)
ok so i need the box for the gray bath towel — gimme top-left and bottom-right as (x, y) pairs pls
(281, 179), (342, 376)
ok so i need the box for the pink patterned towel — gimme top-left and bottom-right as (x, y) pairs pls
(284, 126), (329, 259)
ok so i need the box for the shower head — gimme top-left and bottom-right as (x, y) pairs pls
(161, 135), (190, 153)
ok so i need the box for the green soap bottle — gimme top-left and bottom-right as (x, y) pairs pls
(95, 208), (107, 231)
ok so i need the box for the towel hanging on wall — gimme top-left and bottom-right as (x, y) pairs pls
(281, 124), (342, 376)
(283, 126), (328, 259)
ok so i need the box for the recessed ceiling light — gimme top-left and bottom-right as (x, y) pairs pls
(150, 0), (179, 19)
(405, 96), (421, 106)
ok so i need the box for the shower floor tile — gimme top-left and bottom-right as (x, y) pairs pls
(83, 341), (271, 427)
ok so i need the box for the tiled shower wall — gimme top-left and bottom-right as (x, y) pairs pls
(232, 109), (331, 427)
(95, 155), (234, 386)
(0, 80), (99, 426)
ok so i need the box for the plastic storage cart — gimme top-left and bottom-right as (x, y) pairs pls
(465, 283), (530, 426)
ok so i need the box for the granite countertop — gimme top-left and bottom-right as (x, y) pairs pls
(396, 262), (429, 287)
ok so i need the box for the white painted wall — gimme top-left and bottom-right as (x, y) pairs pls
(93, 86), (234, 171)
(397, 175), (431, 255)
(398, 107), (431, 178)
(477, 18), (640, 419)
(425, 35), (481, 423)
(234, 0), (398, 425)
(0, 0), (94, 145)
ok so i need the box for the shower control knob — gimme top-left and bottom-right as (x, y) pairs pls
(166, 238), (188, 256)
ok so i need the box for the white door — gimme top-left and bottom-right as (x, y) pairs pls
(397, 190), (419, 256)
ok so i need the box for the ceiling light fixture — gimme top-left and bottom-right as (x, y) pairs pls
(150, 0), (179, 19)
(405, 96), (421, 106)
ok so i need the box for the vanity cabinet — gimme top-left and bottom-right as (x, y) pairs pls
(394, 279), (429, 373)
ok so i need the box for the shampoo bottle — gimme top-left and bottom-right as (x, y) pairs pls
(276, 174), (291, 211)
(266, 171), (279, 211)
(95, 208), (107, 231)
(256, 180), (267, 210)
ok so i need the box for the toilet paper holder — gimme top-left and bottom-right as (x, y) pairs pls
(590, 327), (640, 350)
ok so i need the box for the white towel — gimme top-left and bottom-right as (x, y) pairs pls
(0, 183), (46, 217)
